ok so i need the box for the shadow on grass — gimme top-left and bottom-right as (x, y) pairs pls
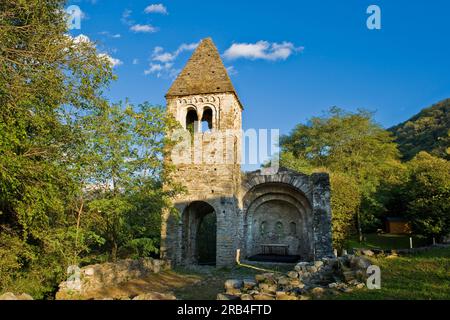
(347, 233), (431, 251)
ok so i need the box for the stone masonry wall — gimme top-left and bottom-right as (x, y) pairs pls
(311, 173), (334, 259)
(161, 93), (242, 268)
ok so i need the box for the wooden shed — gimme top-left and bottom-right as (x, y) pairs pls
(385, 217), (412, 234)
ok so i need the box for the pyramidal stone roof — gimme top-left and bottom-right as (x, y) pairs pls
(166, 38), (240, 103)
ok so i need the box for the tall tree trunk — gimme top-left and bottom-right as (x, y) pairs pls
(74, 198), (84, 265)
(111, 241), (118, 262)
(356, 210), (363, 242)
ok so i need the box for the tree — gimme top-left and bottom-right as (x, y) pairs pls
(389, 98), (450, 160)
(80, 102), (180, 261)
(0, 0), (113, 296)
(279, 152), (360, 250)
(403, 152), (450, 239)
(280, 107), (402, 241)
(329, 172), (360, 250)
(0, 0), (182, 297)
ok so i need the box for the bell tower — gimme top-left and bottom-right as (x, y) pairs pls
(161, 38), (243, 267)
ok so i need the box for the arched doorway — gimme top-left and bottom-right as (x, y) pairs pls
(243, 182), (314, 261)
(181, 201), (216, 265)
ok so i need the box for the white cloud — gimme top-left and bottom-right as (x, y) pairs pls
(144, 63), (165, 76)
(72, 34), (91, 45)
(145, 42), (198, 78)
(223, 41), (303, 61)
(175, 43), (199, 55)
(123, 8), (163, 33)
(121, 9), (134, 25)
(132, 58), (139, 65)
(99, 31), (121, 39)
(144, 4), (168, 15)
(122, 9), (132, 19)
(69, 34), (122, 68)
(226, 66), (238, 75)
(130, 24), (158, 33)
(152, 47), (174, 63)
(98, 53), (123, 68)
(151, 42), (198, 63)
(79, 9), (88, 20)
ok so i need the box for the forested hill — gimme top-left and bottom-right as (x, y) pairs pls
(389, 98), (450, 160)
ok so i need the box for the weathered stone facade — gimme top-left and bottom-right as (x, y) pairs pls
(160, 38), (333, 267)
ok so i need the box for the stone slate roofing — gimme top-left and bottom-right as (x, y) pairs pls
(166, 38), (239, 100)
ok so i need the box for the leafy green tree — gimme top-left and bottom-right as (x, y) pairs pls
(0, 0), (182, 297)
(329, 172), (360, 250)
(279, 152), (360, 250)
(80, 102), (180, 261)
(0, 0), (112, 296)
(389, 98), (450, 160)
(403, 152), (450, 239)
(280, 107), (402, 240)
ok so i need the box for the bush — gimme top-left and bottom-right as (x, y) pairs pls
(330, 173), (360, 250)
(404, 152), (450, 239)
(120, 238), (160, 259)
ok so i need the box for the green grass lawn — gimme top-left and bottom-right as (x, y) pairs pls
(347, 233), (431, 250)
(331, 247), (450, 300)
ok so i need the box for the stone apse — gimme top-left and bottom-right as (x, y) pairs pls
(160, 38), (333, 267)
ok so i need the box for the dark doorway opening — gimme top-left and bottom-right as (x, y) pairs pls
(197, 211), (217, 265)
(181, 201), (216, 265)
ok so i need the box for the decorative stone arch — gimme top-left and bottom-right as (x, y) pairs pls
(240, 169), (333, 261)
(242, 182), (314, 259)
(243, 182), (312, 214)
(179, 200), (217, 265)
(199, 103), (218, 131)
(242, 172), (313, 204)
(178, 98), (220, 132)
(181, 104), (199, 131)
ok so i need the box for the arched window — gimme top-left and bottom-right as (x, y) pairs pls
(289, 222), (297, 236)
(275, 221), (284, 237)
(186, 109), (198, 135)
(201, 107), (213, 132)
(260, 221), (267, 236)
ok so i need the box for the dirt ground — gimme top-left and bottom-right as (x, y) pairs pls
(81, 264), (294, 300)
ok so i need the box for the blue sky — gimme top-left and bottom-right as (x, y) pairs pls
(68, 0), (450, 136)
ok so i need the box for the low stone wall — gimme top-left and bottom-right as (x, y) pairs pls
(217, 255), (371, 300)
(56, 258), (171, 300)
(353, 243), (450, 257)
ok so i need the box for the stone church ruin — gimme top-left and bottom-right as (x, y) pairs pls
(160, 38), (333, 267)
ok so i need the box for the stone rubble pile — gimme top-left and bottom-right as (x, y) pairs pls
(354, 243), (450, 257)
(99, 292), (176, 300)
(0, 292), (33, 300)
(217, 255), (371, 300)
(56, 257), (171, 300)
